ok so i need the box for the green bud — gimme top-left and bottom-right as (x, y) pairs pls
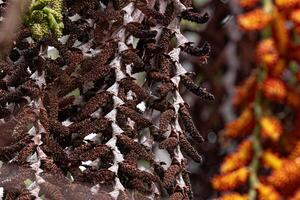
(26, 0), (63, 40)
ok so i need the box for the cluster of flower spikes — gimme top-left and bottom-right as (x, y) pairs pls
(0, 0), (214, 199)
(212, 0), (300, 200)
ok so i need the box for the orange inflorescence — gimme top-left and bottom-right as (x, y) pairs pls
(256, 39), (279, 68)
(238, 9), (272, 31)
(261, 78), (287, 102)
(220, 140), (253, 173)
(220, 193), (249, 200)
(256, 184), (281, 200)
(224, 108), (254, 138)
(212, 167), (249, 191)
(260, 116), (283, 142)
(214, 0), (300, 199)
(261, 151), (283, 170)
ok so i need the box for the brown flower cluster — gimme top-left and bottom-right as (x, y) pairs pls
(0, 0), (213, 199)
(213, 0), (300, 199)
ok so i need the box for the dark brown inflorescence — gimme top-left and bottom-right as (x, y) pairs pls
(0, 0), (213, 199)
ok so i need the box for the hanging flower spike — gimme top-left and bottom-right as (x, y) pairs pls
(212, 167), (250, 191)
(238, 9), (272, 32)
(215, 0), (300, 199)
(261, 78), (287, 102)
(260, 116), (283, 142)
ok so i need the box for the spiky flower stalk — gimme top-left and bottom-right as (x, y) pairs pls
(0, 0), (213, 199)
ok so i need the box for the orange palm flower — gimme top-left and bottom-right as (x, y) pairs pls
(224, 108), (254, 138)
(238, 9), (272, 31)
(260, 116), (283, 142)
(256, 183), (281, 200)
(275, 0), (300, 10)
(261, 78), (287, 102)
(221, 139), (253, 173)
(212, 167), (250, 191)
(256, 39), (279, 68)
(261, 151), (283, 170)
